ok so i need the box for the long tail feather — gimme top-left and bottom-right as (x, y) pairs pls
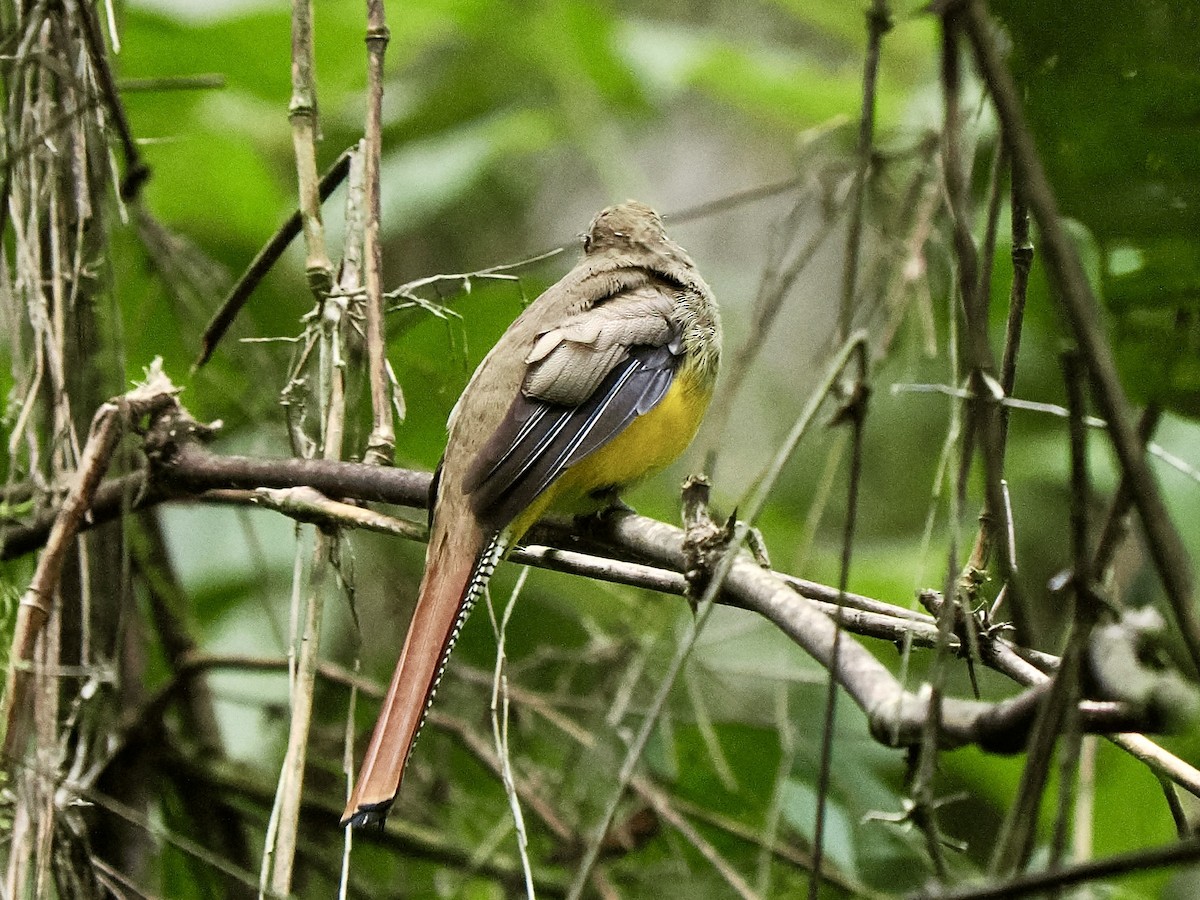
(342, 532), (506, 826)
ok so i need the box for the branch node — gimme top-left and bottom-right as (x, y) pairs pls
(680, 475), (727, 612)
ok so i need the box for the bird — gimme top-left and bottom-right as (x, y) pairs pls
(342, 200), (721, 827)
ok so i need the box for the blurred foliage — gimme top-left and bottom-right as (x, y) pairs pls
(2, 0), (1200, 897)
(993, 0), (1200, 415)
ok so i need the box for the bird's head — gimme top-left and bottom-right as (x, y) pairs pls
(582, 200), (665, 254)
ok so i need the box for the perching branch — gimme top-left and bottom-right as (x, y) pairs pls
(5, 395), (1188, 758)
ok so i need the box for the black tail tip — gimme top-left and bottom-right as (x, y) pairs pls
(341, 801), (393, 830)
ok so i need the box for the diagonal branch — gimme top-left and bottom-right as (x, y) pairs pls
(2, 363), (178, 761)
(961, 0), (1200, 676)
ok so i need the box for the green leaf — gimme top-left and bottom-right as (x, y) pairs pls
(781, 777), (859, 879)
(377, 109), (557, 235)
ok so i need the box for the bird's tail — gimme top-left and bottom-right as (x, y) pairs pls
(342, 531), (506, 827)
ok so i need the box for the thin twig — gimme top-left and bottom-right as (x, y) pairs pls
(839, 0), (893, 341)
(961, 140), (1010, 582)
(910, 836), (1200, 900)
(892, 384), (1200, 486)
(172, 749), (572, 894)
(486, 568), (538, 899)
(1092, 405), (1162, 581)
(1048, 351), (1093, 875)
(757, 684), (795, 896)
(430, 710), (576, 844)
(286, 0), (334, 298)
(940, 3), (1024, 645)
(632, 778), (763, 900)
(990, 351), (1095, 878)
(808, 346), (869, 899)
(905, 41), (972, 869)
(194, 149), (352, 370)
(340, 667), (358, 900)
(997, 164), (1032, 448)
(1073, 737), (1098, 863)
(667, 174), (806, 226)
(2, 751), (285, 898)
(702, 185), (847, 473)
(117, 74), (226, 92)
(975, 140), (1006, 319)
(69, 0), (149, 199)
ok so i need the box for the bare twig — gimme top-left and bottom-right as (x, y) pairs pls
(1073, 737), (1098, 864)
(974, 141), (1006, 318)
(1048, 352), (1093, 874)
(485, 568), (538, 899)
(632, 778), (763, 900)
(702, 185), (847, 473)
(131, 518), (255, 879)
(434, 708), (577, 845)
(997, 167), (1031, 447)
(361, 0), (394, 464)
(172, 749), (572, 894)
(118, 74), (227, 92)
(1092, 405), (1162, 581)
(757, 685), (795, 896)
(666, 175), (805, 226)
(60, 777), (279, 897)
(940, 4), (1024, 644)
(69, 0), (149, 200)
(961, 140), (1011, 581)
(903, 19), (975, 877)
(990, 352), (1095, 878)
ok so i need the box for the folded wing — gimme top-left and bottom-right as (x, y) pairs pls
(463, 282), (683, 529)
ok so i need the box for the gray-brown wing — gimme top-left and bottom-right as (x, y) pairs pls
(461, 285), (683, 531)
(461, 344), (680, 530)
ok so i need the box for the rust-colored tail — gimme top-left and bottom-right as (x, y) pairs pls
(342, 531), (503, 827)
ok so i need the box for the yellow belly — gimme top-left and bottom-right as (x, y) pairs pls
(508, 366), (714, 538)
